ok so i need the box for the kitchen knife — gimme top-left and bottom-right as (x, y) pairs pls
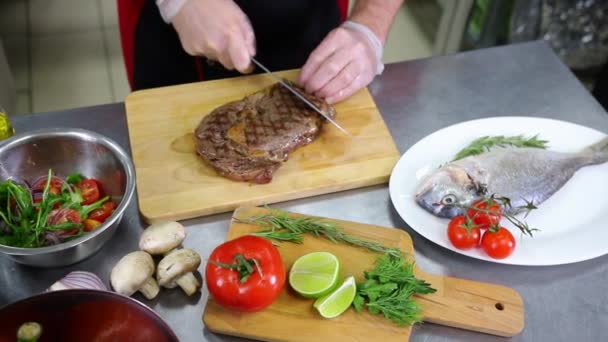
(251, 58), (350, 136)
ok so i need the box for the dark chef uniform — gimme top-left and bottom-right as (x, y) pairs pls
(117, 0), (350, 91)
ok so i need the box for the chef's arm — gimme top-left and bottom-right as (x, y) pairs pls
(349, 0), (405, 44)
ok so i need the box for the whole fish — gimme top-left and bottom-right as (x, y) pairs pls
(415, 137), (608, 218)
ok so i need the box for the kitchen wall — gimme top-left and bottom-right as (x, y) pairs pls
(0, 0), (435, 115)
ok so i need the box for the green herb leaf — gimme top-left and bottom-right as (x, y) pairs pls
(65, 173), (84, 184)
(453, 135), (549, 161)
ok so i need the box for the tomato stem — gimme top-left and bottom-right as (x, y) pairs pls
(211, 254), (262, 283)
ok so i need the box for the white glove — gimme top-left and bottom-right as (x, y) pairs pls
(157, 0), (255, 73)
(298, 20), (384, 104)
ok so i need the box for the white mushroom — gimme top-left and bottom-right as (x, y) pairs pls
(139, 221), (186, 255)
(110, 251), (159, 300)
(157, 248), (201, 296)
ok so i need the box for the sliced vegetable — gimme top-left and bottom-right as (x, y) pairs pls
(17, 322), (42, 342)
(289, 252), (340, 298)
(88, 201), (114, 222)
(205, 235), (286, 312)
(83, 219), (102, 232)
(47, 271), (108, 292)
(313, 276), (356, 319)
(77, 179), (100, 205)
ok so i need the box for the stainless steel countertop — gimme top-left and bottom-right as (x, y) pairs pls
(2, 41), (607, 341)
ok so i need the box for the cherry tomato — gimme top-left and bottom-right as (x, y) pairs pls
(447, 215), (481, 250)
(32, 176), (63, 195)
(47, 208), (82, 237)
(206, 235), (286, 312)
(88, 201), (115, 222)
(83, 219), (102, 232)
(77, 179), (100, 205)
(481, 227), (516, 259)
(467, 198), (503, 229)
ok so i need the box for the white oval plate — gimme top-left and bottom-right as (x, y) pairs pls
(389, 116), (608, 266)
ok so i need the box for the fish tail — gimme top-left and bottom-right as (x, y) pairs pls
(581, 137), (608, 165)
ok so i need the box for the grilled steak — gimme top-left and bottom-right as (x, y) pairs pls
(194, 81), (336, 184)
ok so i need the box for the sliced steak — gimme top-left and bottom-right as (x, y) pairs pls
(194, 81), (336, 184)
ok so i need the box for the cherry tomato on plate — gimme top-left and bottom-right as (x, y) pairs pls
(447, 215), (481, 250)
(467, 198), (503, 229)
(481, 227), (516, 259)
(205, 235), (286, 312)
(88, 201), (115, 222)
(77, 179), (100, 205)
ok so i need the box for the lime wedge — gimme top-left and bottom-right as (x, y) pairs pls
(289, 252), (340, 298)
(313, 276), (357, 319)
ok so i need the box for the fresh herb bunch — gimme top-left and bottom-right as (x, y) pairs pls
(453, 135), (548, 161)
(353, 254), (436, 326)
(237, 208), (402, 258)
(0, 169), (109, 248)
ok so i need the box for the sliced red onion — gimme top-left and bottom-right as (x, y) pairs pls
(46, 271), (108, 292)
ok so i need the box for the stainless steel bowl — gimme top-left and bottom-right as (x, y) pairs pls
(0, 128), (135, 267)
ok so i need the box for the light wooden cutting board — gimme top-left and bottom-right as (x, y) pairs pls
(124, 70), (400, 223)
(203, 207), (525, 341)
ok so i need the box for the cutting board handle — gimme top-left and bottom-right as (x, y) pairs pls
(416, 271), (525, 337)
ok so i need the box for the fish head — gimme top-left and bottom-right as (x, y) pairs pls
(415, 165), (479, 218)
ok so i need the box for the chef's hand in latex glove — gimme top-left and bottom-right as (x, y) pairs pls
(169, 0), (255, 73)
(298, 21), (384, 104)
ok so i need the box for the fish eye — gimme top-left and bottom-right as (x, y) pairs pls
(441, 194), (457, 205)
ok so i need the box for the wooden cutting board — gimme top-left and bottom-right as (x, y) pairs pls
(124, 70), (399, 223)
(203, 207), (525, 341)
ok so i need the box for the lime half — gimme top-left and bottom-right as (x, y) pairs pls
(313, 276), (357, 319)
(289, 252), (340, 298)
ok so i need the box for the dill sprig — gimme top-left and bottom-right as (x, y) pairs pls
(453, 135), (549, 161)
(353, 254), (436, 326)
(235, 208), (402, 258)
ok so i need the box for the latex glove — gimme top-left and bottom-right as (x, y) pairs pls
(163, 0), (255, 73)
(298, 21), (384, 104)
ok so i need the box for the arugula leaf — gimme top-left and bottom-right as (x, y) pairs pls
(65, 173), (84, 184)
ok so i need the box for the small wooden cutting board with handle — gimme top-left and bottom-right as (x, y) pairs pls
(203, 207), (525, 341)
(124, 70), (399, 223)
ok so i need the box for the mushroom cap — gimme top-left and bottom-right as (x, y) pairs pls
(157, 248), (201, 287)
(139, 221), (186, 255)
(110, 251), (156, 296)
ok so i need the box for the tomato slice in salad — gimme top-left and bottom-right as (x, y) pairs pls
(32, 176), (63, 195)
(88, 201), (114, 222)
(83, 219), (102, 232)
(77, 179), (100, 205)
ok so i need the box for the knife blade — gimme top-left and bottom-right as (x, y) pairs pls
(251, 58), (350, 136)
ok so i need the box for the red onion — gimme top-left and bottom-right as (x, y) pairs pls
(46, 271), (108, 292)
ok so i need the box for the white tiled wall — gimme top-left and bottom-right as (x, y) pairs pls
(0, 0), (432, 115)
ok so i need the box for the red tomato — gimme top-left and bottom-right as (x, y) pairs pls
(77, 179), (100, 205)
(83, 219), (102, 232)
(47, 208), (82, 237)
(33, 176), (63, 195)
(205, 235), (286, 312)
(447, 215), (481, 250)
(481, 227), (516, 259)
(88, 201), (115, 222)
(467, 198), (503, 229)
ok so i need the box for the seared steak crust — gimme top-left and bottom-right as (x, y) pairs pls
(195, 82), (336, 184)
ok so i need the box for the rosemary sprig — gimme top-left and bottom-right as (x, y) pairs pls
(453, 135), (549, 161)
(353, 254), (436, 326)
(236, 208), (402, 258)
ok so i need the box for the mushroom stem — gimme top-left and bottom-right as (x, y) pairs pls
(175, 272), (200, 296)
(139, 277), (160, 300)
(17, 322), (42, 342)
